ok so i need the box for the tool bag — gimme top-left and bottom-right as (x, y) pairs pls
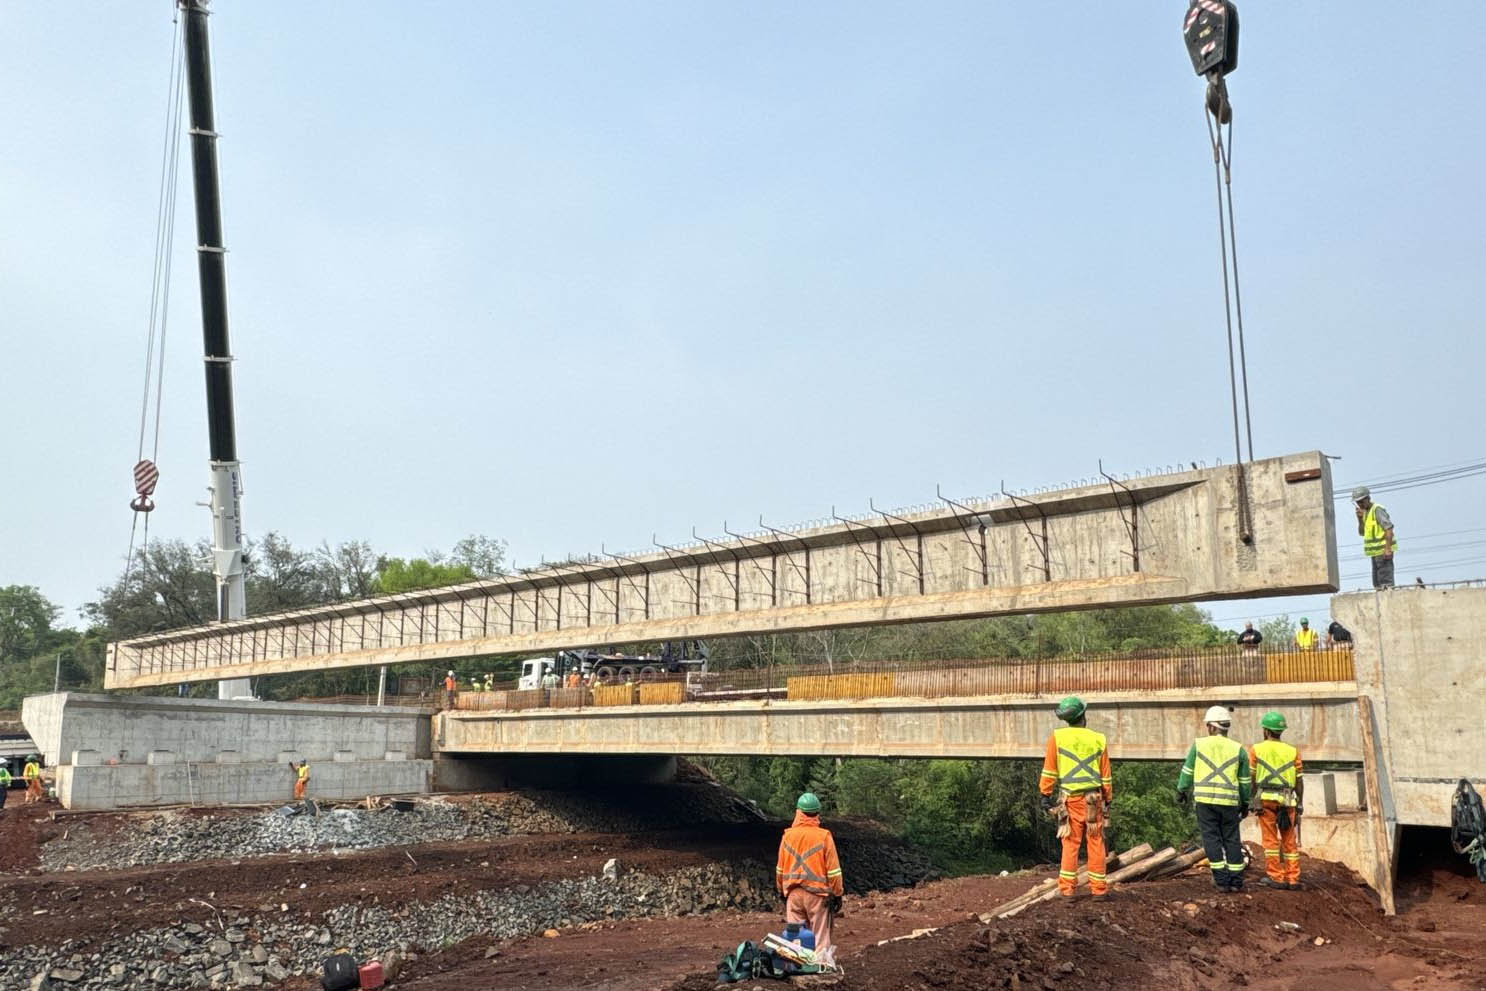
(716, 941), (789, 983)
(320, 952), (359, 991)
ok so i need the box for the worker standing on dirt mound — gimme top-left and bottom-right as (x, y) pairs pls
(1039, 696), (1113, 898)
(23, 755), (43, 804)
(1177, 705), (1251, 892)
(1249, 711), (1304, 889)
(775, 792), (844, 966)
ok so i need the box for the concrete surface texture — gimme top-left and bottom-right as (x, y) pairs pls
(435, 682), (1363, 761)
(1336, 585), (1486, 829)
(105, 452), (1338, 688)
(56, 758), (432, 810)
(21, 693), (432, 767)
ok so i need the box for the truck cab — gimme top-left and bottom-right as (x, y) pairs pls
(516, 657), (556, 691)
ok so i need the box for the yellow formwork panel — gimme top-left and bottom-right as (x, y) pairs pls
(787, 673), (895, 701)
(638, 681), (686, 705)
(593, 684), (637, 707)
(1264, 652), (1355, 684)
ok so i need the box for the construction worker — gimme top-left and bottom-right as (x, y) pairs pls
(290, 760), (310, 801)
(444, 670), (457, 708)
(1237, 622), (1263, 651)
(1352, 486), (1396, 589)
(0, 764), (11, 810)
(1325, 619), (1353, 648)
(1176, 705), (1251, 892)
(775, 792), (844, 967)
(23, 755), (43, 804)
(1293, 617), (1318, 651)
(1039, 696), (1113, 898)
(1249, 711), (1304, 889)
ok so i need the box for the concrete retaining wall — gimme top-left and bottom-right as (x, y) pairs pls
(21, 693), (433, 767)
(56, 759), (432, 810)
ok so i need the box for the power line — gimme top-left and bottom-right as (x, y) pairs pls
(1334, 460), (1486, 499)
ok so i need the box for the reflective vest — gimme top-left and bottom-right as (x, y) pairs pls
(1251, 740), (1299, 805)
(297, 763), (311, 781)
(1363, 505), (1393, 557)
(23, 761), (41, 782)
(1193, 735), (1243, 806)
(776, 811), (844, 897)
(1295, 627), (1317, 650)
(1053, 726), (1107, 795)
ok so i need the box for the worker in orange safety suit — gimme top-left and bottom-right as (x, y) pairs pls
(1249, 710), (1305, 889)
(776, 792), (844, 965)
(1039, 696), (1113, 897)
(290, 760), (310, 800)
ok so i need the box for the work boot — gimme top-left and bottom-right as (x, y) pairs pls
(1258, 877), (1287, 890)
(1286, 880), (1304, 891)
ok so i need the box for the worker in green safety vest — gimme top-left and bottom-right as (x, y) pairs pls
(1176, 705), (1252, 892)
(1352, 486), (1396, 589)
(1249, 710), (1305, 889)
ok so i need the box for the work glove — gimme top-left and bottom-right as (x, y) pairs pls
(828, 895), (843, 916)
(1175, 788), (1190, 807)
(1239, 806), (1250, 821)
(1039, 794), (1056, 813)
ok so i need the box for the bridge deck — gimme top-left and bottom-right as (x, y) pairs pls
(435, 681), (1362, 762)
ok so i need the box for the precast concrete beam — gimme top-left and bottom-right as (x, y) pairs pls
(105, 452), (1338, 689)
(434, 683), (1362, 762)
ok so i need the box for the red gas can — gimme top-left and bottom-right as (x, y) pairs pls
(358, 960), (385, 989)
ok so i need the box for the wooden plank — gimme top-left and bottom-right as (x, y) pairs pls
(1357, 694), (1397, 915)
(981, 842), (1151, 920)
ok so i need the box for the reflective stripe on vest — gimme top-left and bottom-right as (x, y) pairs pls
(1193, 735), (1242, 806)
(1363, 505), (1393, 557)
(1252, 740), (1298, 805)
(779, 840), (829, 893)
(1054, 726), (1106, 794)
(1296, 628), (1317, 650)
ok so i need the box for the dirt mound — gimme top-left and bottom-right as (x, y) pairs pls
(669, 858), (1486, 991)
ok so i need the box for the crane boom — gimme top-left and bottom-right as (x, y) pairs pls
(179, 0), (250, 699)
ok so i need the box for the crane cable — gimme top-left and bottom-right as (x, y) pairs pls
(1204, 80), (1254, 469)
(123, 10), (188, 589)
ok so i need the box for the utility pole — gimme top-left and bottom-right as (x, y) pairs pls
(180, 0), (250, 699)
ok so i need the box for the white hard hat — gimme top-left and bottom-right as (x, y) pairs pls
(447, 670), (454, 676)
(1204, 704), (1231, 724)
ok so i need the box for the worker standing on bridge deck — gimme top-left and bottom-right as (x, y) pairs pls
(1039, 696), (1113, 898)
(776, 792), (844, 967)
(1353, 486), (1396, 589)
(1249, 711), (1304, 889)
(1177, 706), (1251, 892)
(23, 755), (43, 804)
(444, 670), (457, 709)
(1293, 618), (1318, 651)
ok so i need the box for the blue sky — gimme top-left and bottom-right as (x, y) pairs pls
(2, 3), (1481, 628)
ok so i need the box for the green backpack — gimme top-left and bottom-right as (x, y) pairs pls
(716, 941), (789, 983)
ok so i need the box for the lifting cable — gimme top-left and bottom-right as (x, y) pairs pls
(1183, 0), (1254, 539)
(123, 10), (188, 588)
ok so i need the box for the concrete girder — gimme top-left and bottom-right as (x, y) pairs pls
(105, 452), (1338, 689)
(434, 683), (1363, 763)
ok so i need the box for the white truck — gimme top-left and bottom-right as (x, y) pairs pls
(515, 643), (708, 690)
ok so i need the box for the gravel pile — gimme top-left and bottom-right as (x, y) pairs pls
(41, 784), (764, 872)
(1, 861), (774, 990)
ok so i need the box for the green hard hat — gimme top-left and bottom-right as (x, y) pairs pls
(1054, 696), (1086, 722)
(1299, 617), (1309, 624)
(1261, 710), (1288, 732)
(796, 792), (822, 814)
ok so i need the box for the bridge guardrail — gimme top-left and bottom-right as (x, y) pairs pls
(436, 645), (1355, 713)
